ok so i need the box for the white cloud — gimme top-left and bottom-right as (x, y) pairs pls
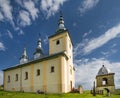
(101, 51), (110, 57)
(74, 58), (120, 89)
(84, 24), (120, 54)
(0, 71), (3, 85)
(79, 0), (99, 16)
(41, 0), (67, 18)
(23, 0), (39, 20)
(7, 30), (13, 39)
(101, 49), (117, 58)
(18, 10), (31, 27)
(15, 0), (39, 28)
(83, 30), (92, 38)
(0, 0), (13, 24)
(74, 24), (120, 57)
(0, 42), (5, 51)
(73, 39), (88, 58)
(0, 0), (38, 30)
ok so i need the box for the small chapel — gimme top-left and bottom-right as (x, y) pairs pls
(3, 12), (75, 93)
(96, 65), (115, 93)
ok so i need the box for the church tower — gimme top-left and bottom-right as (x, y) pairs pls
(20, 48), (28, 64)
(96, 65), (115, 93)
(34, 34), (44, 59)
(49, 12), (74, 92)
(49, 12), (73, 64)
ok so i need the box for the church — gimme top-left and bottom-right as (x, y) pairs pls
(3, 13), (75, 93)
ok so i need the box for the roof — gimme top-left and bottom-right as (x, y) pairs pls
(97, 65), (111, 75)
(3, 51), (68, 71)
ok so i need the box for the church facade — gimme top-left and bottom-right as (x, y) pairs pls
(3, 13), (75, 93)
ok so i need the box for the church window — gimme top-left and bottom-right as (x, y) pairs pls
(37, 69), (40, 76)
(56, 40), (60, 45)
(15, 74), (18, 81)
(25, 72), (28, 80)
(51, 66), (55, 72)
(102, 78), (108, 85)
(7, 75), (10, 83)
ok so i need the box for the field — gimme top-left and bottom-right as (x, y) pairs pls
(0, 91), (120, 98)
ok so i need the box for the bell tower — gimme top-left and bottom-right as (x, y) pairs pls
(49, 12), (73, 64)
(48, 12), (74, 92)
(96, 65), (115, 93)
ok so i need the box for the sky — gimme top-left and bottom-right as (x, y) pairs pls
(0, 0), (120, 90)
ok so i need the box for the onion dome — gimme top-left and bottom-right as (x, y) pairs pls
(57, 11), (66, 32)
(34, 34), (44, 59)
(98, 65), (111, 75)
(20, 48), (28, 64)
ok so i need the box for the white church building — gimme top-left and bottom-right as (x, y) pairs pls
(3, 13), (75, 93)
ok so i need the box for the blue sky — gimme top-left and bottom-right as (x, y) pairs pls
(0, 0), (120, 90)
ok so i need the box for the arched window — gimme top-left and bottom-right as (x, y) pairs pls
(56, 40), (60, 45)
(102, 78), (108, 85)
(8, 75), (10, 83)
(15, 74), (18, 81)
(37, 69), (40, 76)
(51, 66), (55, 73)
(25, 72), (28, 80)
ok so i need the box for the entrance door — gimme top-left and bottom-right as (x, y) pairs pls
(103, 88), (110, 96)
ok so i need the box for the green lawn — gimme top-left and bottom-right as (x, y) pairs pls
(0, 91), (120, 98)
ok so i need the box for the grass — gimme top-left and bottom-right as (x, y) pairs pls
(0, 90), (120, 98)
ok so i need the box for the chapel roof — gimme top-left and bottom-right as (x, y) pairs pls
(97, 65), (111, 75)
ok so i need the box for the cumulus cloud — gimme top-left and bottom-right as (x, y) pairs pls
(0, 0), (13, 24)
(0, 71), (3, 85)
(15, 0), (39, 20)
(0, 42), (5, 51)
(18, 10), (31, 27)
(23, 0), (39, 20)
(40, 0), (67, 18)
(15, 0), (39, 29)
(74, 58), (120, 89)
(79, 0), (99, 16)
(74, 24), (120, 57)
